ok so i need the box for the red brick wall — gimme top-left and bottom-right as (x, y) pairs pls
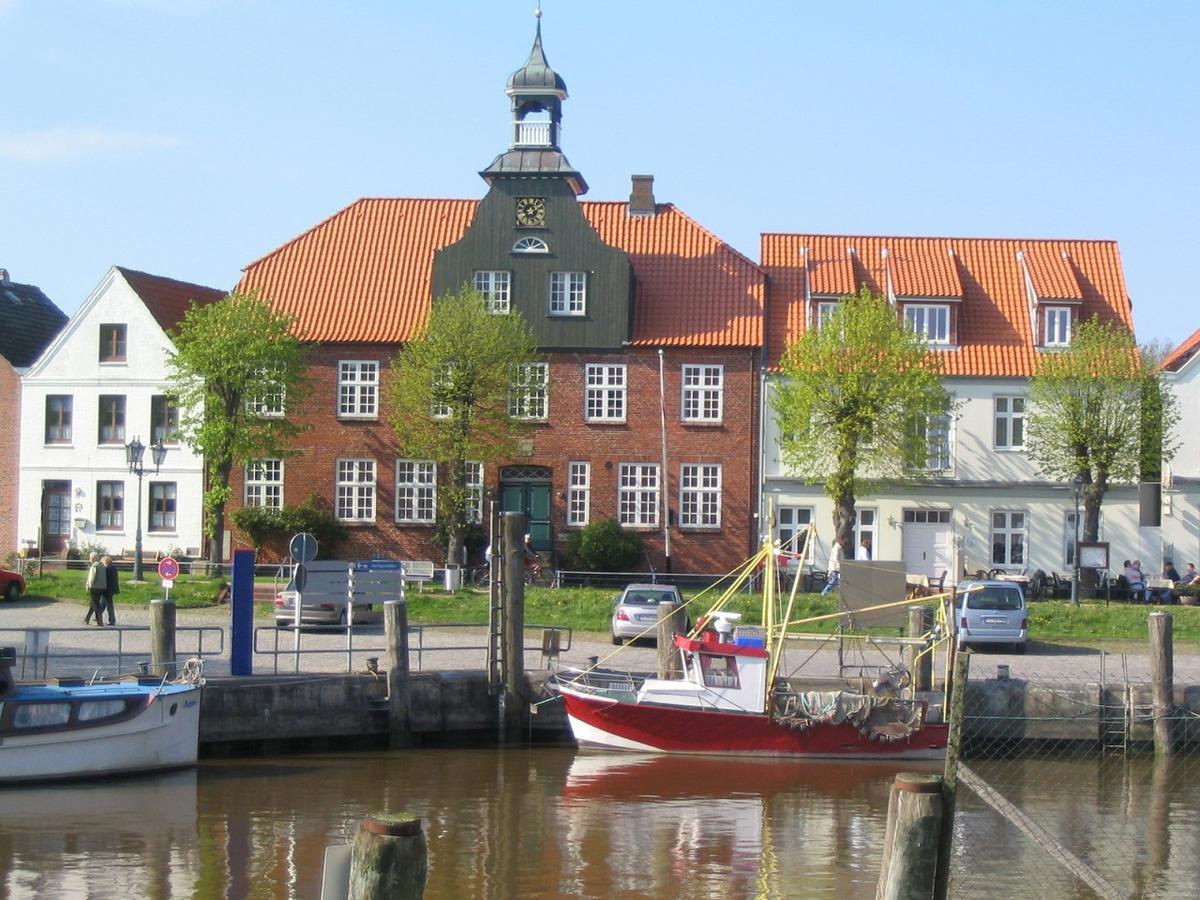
(0, 362), (21, 558)
(228, 343), (760, 573)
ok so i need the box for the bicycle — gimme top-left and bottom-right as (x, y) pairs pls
(470, 560), (544, 588)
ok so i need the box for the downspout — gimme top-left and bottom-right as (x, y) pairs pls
(658, 348), (672, 573)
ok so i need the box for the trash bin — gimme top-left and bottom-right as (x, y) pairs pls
(444, 564), (461, 592)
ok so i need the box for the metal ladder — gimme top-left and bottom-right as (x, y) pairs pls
(1100, 653), (1131, 756)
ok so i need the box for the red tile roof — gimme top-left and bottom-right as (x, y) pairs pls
(1162, 327), (1200, 373)
(761, 234), (1133, 375)
(118, 267), (226, 333)
(238, 198), (764, 347)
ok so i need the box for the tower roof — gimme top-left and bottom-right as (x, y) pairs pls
(506, 22), (567, 99)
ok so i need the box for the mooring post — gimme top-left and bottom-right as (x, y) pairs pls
(656, 601), (686, 679)
(347, 813), (427, 900)
(384, 600), (410, 744)
(1149, 611), (1175, 756)
(150, 597), (176, 679)
(906, 606), (932, 692)
(501, 512), (528, 739)
(933, 649), (970, 900)
(876, 773), (944, 900)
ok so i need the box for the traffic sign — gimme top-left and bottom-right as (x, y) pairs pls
(289, 532), (319, 563)
(158, 556), (180, 580)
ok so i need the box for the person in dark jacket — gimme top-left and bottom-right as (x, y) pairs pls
(84, 552), (107, 626)
(101, 554), (119, 626)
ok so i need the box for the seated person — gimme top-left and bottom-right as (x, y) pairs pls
(1123, 560), (1147, 603)
(1163, 560), (1181, 582)
(1181, 563), (1199, 585)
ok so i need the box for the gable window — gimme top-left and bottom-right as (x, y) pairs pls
(98, 395), (126, 444)
(395, 460), (435, 523)
(549, 271), (586, 316)
(680, 463), (721, 528)
(96, 481), (124, 530)
(99, 324), (127, 362)
(816, 301), (840, 330)
(776, 506), (815, 563)
(247, 371), (285, 417)
(512, 237), (549, 254)
(681, 364), (723, 422)
(567, 461), (590, 526)
(45, 395), (72, 444)
(619, 463), (659, 528)
(585, 364), (626, 422)
(990, 510), (1026, 567)
(1044, 307), (1072, 346)
(150, 395), (180, 445)
(245, 459), (283, 509)
(904, 305), (950, 345)
(336, 459), (376, 522)
(474, 270), (511, 314)
(149, 482), (177, 532)
(509, 362), (548, 420)
(338, 361), (378, 418)
(915, 407), (952, 471)
(994, 396), (1026, 449)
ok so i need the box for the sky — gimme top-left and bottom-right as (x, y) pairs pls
(2, 0), (1196, 349)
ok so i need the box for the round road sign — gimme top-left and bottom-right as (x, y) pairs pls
(158, 556), (180, 580)
(289, 532), (319, 564)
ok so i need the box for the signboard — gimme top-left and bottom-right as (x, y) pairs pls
(158, 556), (180, 581)
(354, 559), (402, 572)
(289, 532), (319, 564)
(1078, 541), (1110, 571)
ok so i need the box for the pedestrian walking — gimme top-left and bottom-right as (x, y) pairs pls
(84, 552), (108, 626)
(102, 554), (119, 625)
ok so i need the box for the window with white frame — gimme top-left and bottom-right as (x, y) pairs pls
(816, 301), (840, 330)
(990, 510), (1026, 567)
(852, 508), (877, 557)
(618, 463), (659, 527)
(245, 459), (283, 509)
(474, 270), (511, 314)
(430, 364), (453, 419)
(549, 271), (586, 316)
(681, 365), (723, 422)
(585, 364), (626, 422)
(916, 407), (952, 471)
(338, 361), (378, 418)
(247, 371), (285, 418)
(775, 506), (815, 563)
(512, 236), (548, 253)
(149, 482), (177, 532)
(466, 461), (483, 524)
(904, 304), (950, 345)
(1044, 307), (1071, 346)
(395, 460), (435, 523)
(336, 459), (376, 522)
(994, 395), (1026, 449)
(680, 464), (721, 528)
(96, 481), (124, 530)
(508, 363), (548, 420)
(567, 461), (590, 526)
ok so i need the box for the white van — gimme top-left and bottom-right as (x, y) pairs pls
(273, 560), (400, 627)
(954, 580), (1028, 653)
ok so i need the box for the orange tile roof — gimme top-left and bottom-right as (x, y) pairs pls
(761, 234), (1133, 376)
(238, 198), (764, 347)
(117, 267), (226, 333)
(1162, 327), (1200, 372)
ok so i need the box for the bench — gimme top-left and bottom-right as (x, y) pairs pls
(120, 548), (161, 566)
(401, 560), (436, 591)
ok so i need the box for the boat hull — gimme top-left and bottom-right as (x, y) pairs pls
(560, 687), (948, 759)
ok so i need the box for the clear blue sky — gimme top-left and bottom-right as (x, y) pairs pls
(3, 0), (1195, 349)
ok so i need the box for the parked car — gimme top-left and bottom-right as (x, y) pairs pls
(273, 560), (387, 627)
(611, 584), (689, 645)
(954, 579), (1027, 653)
(0, 567), (24, 602)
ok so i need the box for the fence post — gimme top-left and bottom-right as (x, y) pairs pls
(501, 512), (528, 739)
(933, 649), (970, 899)
(876, 773), (944, 900)
(150, 597), (176, 679)
(347, 813), (426, 900)
(656, 601), (687, 679)
(1149, 611), (1175, 756)
(906, 606), (932, 692)
(384, 601), (410, 745)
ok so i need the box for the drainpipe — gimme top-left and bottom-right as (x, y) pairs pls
(658, 348), (672, 573)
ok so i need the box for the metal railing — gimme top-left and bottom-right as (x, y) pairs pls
(2, 625), (225, 679)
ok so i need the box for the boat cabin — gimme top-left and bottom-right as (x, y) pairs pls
(634, 619), (771, 714)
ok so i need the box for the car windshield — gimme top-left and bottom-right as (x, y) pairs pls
(962, 588), (1022, 611)
(624, 591), (677, 605)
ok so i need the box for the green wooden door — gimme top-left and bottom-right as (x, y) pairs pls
(499, 482), (552, 551)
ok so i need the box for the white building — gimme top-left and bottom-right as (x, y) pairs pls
(18, 267), (224, 560)
(1161, 328), (1200, 572)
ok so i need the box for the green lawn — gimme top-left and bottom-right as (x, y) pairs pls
(22, 569), (228, 610)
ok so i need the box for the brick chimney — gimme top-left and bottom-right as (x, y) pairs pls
(628, 175), (656, 217)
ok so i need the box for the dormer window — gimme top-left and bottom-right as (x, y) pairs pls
(513, 237), (549, 254)
(816, 300), (840, 330)
(904, 304), (950, 345)
(1044, 306), (1072, 346)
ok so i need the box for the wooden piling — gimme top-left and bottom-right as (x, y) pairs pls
(656, 601), (687, 679)
(348, 813), (426, 900)
(1149, 611), (1175, 756)
(149, 598), (176, 679)
(933, 649), (970, 900)
(905, 606), (932, 692)
(384, 600), (410, 744)
(501, 512), (528, 738)
(876, 773), (943, 900)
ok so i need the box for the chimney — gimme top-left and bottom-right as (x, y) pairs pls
(628, 175), (656, 217)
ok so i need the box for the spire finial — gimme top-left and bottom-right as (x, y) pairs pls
(534, 2), (542, 20)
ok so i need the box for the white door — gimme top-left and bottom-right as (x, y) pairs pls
(901, 509), (953, 580)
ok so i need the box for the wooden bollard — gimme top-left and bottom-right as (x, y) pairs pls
(348, 813), (426, 900)
(384, 601), (410, 744)
(1149, 611), (1175, 756)
(905, 606), (932, 692)
(876, 773), (943, 900)
(656, 601), (687, 679)
(150, 598), (176, 679)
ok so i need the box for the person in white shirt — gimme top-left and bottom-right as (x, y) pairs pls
(856, 536), (872, 561)
(821, 540), (844, 595)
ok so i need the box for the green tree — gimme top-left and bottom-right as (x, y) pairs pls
(771, 287), (950, 558)
(387, 286), (540, 566)
(1026, 316), (1178, 599)
(166, 290), (311, 563)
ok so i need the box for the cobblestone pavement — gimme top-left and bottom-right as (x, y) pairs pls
(3, 597), (1198, 685)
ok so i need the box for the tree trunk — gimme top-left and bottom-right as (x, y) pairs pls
(208, 459), (232, 565)
(1079, 477), (1106, 598)
(833, 487), (856, 562)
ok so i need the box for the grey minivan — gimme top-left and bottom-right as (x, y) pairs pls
(954, 580), (1028, 653)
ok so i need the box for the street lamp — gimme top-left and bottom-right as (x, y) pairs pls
(125, 436), (167, 582)
(1071, 475), (1084, 605)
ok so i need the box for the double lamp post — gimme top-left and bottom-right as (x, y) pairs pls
(125, 436), (167, 582)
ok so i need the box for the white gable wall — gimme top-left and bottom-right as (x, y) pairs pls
(1162, 355), (1200, 570)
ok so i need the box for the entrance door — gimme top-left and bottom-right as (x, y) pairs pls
(499, 466), (552, 551)
(41, 480), (72, 555)
(901, 509), (953, 580)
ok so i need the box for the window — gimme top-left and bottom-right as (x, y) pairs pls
(700, 654), (740, 689)
(903, 509), (952, 524)
(395, 460), (435, 523)
(13, 703), (71, 728)
(508, 363), (548, 420)
(512, 236), (549, 253)
(338, 361), (378, 418)
(430, 364), (454, 419)
(474, 270), (511, 314)
(1044, 307), (1071, 346)
(585, 364), (626, 422)
(149, 482), (177, 532)
(853, 508), (877, 556)
(97, 395), (126, 444)
(45, 395), (72, 444)
(549, 271), (586, 315)
(776, 506), (815, 563)
(816, 301), (840, 330)
(335, 459), (376, 522)
(151, 395), (180, 444)
(466, 462), (483, 524)
(247, 371), (285, 417)
(99, 324), (127, 362)
(618, 463), (659, 528)
(96, 481), (124, 530)
(916, 408), (952, 471)
(904, 305), (950, 345)
(567, 461), (590, 526)
(245, 459), (283, 509)
(994, 396), (1026, 450)
(1063, 511), (1079, 568)
(681, 365), (723, 422)
(680, 464), (721, 528)
(990, 510), (1026, 567)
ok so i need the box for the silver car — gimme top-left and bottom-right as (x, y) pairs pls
(611, 584), (689, 645)
(954, 580), (1027, 653)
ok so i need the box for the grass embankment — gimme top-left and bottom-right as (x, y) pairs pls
(22, 570), (226, 610)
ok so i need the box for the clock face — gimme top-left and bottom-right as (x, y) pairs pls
(515, 196), (546, 227)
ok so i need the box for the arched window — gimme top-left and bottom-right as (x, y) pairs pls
(512, 236), (549, 254)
